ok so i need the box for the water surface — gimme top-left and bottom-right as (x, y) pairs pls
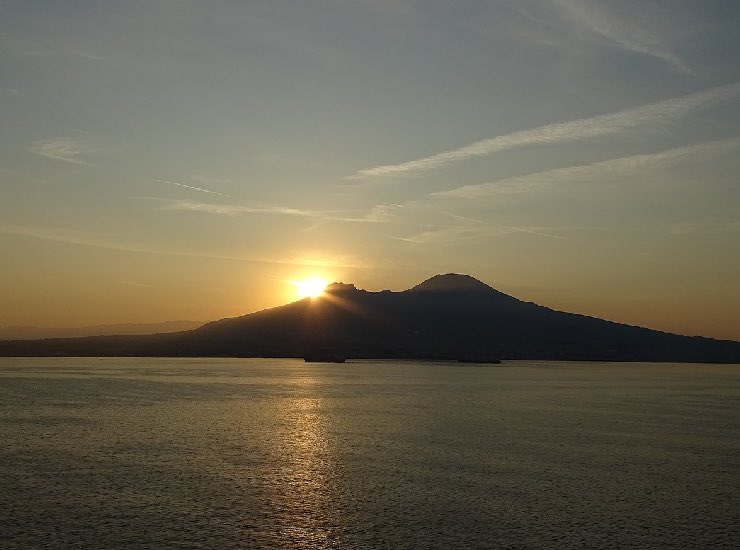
(1, 358), (738, 548)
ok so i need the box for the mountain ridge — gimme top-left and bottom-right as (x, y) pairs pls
(0, 274), (738, 363)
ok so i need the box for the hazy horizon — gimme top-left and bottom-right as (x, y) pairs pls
(2, 1), (739, 340)
(2, 273), (739, 346)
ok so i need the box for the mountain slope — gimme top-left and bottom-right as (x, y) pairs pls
(410, 273), (502, 293)
(0, 274), (738, 362)
(0, 320), (206, 340)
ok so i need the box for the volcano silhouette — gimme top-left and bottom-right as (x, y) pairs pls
(1, 274), (738, 363)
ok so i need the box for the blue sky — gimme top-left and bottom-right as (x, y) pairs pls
(1, 0), (739, 339)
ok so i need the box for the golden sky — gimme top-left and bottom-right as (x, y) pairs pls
(1, 1), (739, 340)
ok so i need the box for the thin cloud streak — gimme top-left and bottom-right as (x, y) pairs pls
(159, 200), (334, 218)
(0, 33), (105, 62)
(395, 226), (484, 245)
(157, 199), (387, 223)
(500, 225), (565, 239)
(156, 179), (227, 196)
(441, 212), (565, 240)
(350, 82), (740, 180)
(397, 223), (563, 245)
(29, 137), (94, 166)
(431, 137), (740, 200)
(551, 0), (691, 73)
(0, 223), (368, 268)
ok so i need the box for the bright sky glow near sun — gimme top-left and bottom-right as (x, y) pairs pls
(293, 278), (329, 300)
(1, 1), (739, 340)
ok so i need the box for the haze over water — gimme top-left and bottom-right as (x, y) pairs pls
(1, 358), (738, 548)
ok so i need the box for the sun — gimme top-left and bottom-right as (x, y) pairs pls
(293, 277), (328, 299)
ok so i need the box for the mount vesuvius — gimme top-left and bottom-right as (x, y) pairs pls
(1, 274), (738, 363)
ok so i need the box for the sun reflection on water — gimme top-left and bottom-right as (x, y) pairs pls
(266, 375), (339, 547)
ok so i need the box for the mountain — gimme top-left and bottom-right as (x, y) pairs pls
(410, 273), (500, 293)
(0, 320), (206, 340)
(0, 274), (738, 363)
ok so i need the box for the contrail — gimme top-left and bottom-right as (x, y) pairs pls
(156, 179), (227, 196)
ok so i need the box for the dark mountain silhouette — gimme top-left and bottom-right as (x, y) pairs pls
(0, 273), (738, 363)
(410, 273), (500, 293)
(0, 320), (205, 340)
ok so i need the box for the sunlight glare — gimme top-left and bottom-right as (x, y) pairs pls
(293, 277), (328, 299)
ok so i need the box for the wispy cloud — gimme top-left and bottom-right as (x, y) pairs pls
(349, 82), (740, 180)
(395, 225), (485, 245)
(498, 225), (565, 240)
(191, 175), (232, 186)
(442, 212), (565, 240)
(158, 199), (327, 218)
(29, 137), (95, 165)
(431, 137), (740, 200)
(551, 0), (690, 73)
(0, 223), (226, 259)
(155, 179), (227, 196)
(397, 223), (563, 245)
(0, 223), (368, 268)
(363, 203), (404, 223)
(0, 33), (105, 62)
(157, 199), (388, 223)
(378, 137), (739, 247)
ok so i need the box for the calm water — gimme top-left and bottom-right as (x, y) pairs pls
(1, 358), (738, 549)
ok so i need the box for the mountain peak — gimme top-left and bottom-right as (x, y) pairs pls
(409, 273), (495, 293)
(325, 282), (358, 293)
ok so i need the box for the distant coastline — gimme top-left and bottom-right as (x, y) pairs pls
(0, 320), (206, 340)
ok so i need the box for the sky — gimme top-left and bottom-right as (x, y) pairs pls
(1, 0), (739, 340)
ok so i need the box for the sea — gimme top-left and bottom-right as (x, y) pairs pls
(1, 358), (738, 549)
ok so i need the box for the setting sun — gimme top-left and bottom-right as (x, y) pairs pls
(293, 278), (328, 299)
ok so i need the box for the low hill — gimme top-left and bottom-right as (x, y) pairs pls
(0, 320), (205, 340)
